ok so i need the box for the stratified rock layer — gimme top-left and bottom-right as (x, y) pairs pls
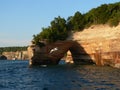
(30, 24), (120, 68)
(30, 41), (93, 66)
(68, 24), (120, 68)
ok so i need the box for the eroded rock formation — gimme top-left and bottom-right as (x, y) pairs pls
(30, 41), (94, 66)
(29, 24), (120, 68)
(68, 24), (120, 68)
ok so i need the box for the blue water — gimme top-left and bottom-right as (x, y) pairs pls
(0, 60), (120, 90)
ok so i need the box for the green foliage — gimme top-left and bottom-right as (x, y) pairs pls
(107, 2), (120, 26)
(108, 17), (119, 27)
(84, 2), (120, 26)
(66, 16), (73, 31)
(33, 2), (120, 44)
(94, 4), (109, 24)
(50, 16), (68, 41)
(70, 11), (85, 31)
(33, 16), (68, 43)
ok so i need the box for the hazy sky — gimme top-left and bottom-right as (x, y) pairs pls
(0, 0), (119, 47)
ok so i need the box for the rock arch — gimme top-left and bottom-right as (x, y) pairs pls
(30, 41), (94, 66)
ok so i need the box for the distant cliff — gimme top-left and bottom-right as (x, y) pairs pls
(2, 51), (28, 60)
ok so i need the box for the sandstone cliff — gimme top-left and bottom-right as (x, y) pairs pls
(67, 23), (120, 68)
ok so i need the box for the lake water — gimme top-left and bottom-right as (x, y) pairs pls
(0, 60), (120, 90)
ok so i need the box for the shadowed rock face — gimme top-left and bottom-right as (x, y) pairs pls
(0, 55), (7, 60)
(30, 41), (94, 66)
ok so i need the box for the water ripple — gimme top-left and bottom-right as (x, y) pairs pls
(0, 60), (120, 90)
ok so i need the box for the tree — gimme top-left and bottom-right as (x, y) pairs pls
(33, 16), (68, 43)
(70, 11), (85, 31)
(66, 16), (73, 30)
(108, 2), (120, 26)
(50, 16), (68, 41)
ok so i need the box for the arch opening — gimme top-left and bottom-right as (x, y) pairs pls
(58, 50), (74, 65)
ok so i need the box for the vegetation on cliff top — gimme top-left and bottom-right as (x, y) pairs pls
(33, 2), (120, 45)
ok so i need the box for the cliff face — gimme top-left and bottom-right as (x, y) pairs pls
(67, 24), (120, 68)
(3, 51), (28, 60)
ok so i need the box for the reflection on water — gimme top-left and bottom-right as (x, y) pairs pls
(0, 60), (120, 90)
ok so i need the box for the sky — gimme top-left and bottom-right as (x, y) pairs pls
(0, 0), (120, 47)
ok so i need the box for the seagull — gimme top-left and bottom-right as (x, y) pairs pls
(50, 47), (58, 53)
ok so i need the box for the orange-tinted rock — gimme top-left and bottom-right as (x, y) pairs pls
(30, 41), (94, 66)
(67, 24), (120, 68)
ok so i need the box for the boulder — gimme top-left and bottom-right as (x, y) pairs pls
(0, 55), (7, 60)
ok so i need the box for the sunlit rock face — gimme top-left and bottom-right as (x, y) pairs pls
(67, 24), (120, 68)
(29, 24), (120, 68)
(27, 44), (41, 65)
(65, 50), (74, 64)
(30, 41), (94, 66)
